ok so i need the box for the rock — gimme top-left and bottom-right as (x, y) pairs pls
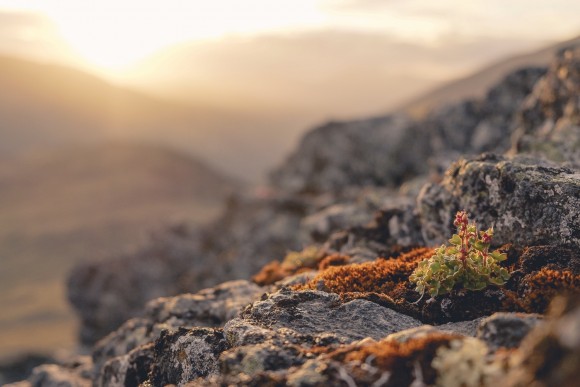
(324, 201), (424, 262)
(236, 288), (422, 343)
(92, 280), (263, 379)
(270, 115), (424, 193)
(477, 313), (543, 350)
(97, 344), (153, 387)
(149, 327), (227, 386)
(0, 354), (54, 386)
(22, 357), (92, 387)
(513, 46), (580, 168)
(67, 227), (210, 346)
(418, 154), (580, 248)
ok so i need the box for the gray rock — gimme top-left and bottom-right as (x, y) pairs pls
(418, 154), (580, 248)
(25, 357), (92, 387)
(97, 344), (153, 387)
(438, 317), (488, 337)
(150, 327), (227, 386)
(324, 201), (424, 262)
(67, 227), (210, 346)
(220, 343), (303, 375)
(92, 280), (263, 379)
(68, 192), (309, 347)
(270, 114), (423, 193)
(477, 313), (543, 350)
(237, 289), (422, 343)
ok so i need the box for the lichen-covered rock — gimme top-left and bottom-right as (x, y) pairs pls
(149, 327), (227, 386)
(92, 280), (262, 380)
(418, 154), (580, 248)
(323, 202), (424, 262)
(98, 344), (153, 387)
(476, 313), (543, 350)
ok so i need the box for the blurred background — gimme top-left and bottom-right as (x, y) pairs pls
(0, 0), (578, 363)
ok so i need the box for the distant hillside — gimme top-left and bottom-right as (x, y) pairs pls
(401, 35), (580, 117)
(0, 143), (238, 359)
(0, 54), (290, 180)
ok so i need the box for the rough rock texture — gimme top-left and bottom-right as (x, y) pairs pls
(150, 328), (227, 386)
(91, 280), (262, 379)
(235, 289), (422, 343)
(418, 154), (580, 248)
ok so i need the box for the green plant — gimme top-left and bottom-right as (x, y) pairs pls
(410, 211), (510, 298)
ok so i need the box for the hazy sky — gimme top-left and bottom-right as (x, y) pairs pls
(0, 0), (578, 75)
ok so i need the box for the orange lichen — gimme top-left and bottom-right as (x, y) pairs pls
(299, 247), (434, 294)
(520, 268), (580, 313)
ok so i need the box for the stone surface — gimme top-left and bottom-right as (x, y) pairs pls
(16, 357), (93, 387)
(418, 154), (580, 248)
(150, 327), (227, 386)
(237, 289), (422, 343)
(270, 114), (421, 193)
(477, 313), (543, 350)
(92, 280), (262, 380)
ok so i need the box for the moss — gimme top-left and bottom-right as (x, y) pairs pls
(300, 247), (434, 294)
(317, 254), (350, 271)
(520, 268), (580, 313)
(329, 333), (460, 386)
(252, 247), (325, 286)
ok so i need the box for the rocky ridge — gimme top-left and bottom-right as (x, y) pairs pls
(8, 46), (580, 386)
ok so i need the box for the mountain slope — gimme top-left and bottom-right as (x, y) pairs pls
(0, 143), (238, 359)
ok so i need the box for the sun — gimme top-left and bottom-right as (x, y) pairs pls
(0, 0), (326, 75)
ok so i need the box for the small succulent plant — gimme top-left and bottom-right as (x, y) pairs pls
(410, 211), (510, 298)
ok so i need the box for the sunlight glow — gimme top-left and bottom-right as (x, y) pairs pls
(0, 0), (326, 72)
(0, 0), (579, 77)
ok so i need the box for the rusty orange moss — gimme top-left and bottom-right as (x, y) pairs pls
(520, 268), (580, 313)
(299, 247), (434, 294)
(317, 254), (350, 271)
(252, 248), (352, 286)
(330, 332), (460, 386)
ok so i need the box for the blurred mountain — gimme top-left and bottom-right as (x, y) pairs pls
(0, 54), (292, 180)
(401, 35), (580, 117)
(0, 142), (238, 359)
